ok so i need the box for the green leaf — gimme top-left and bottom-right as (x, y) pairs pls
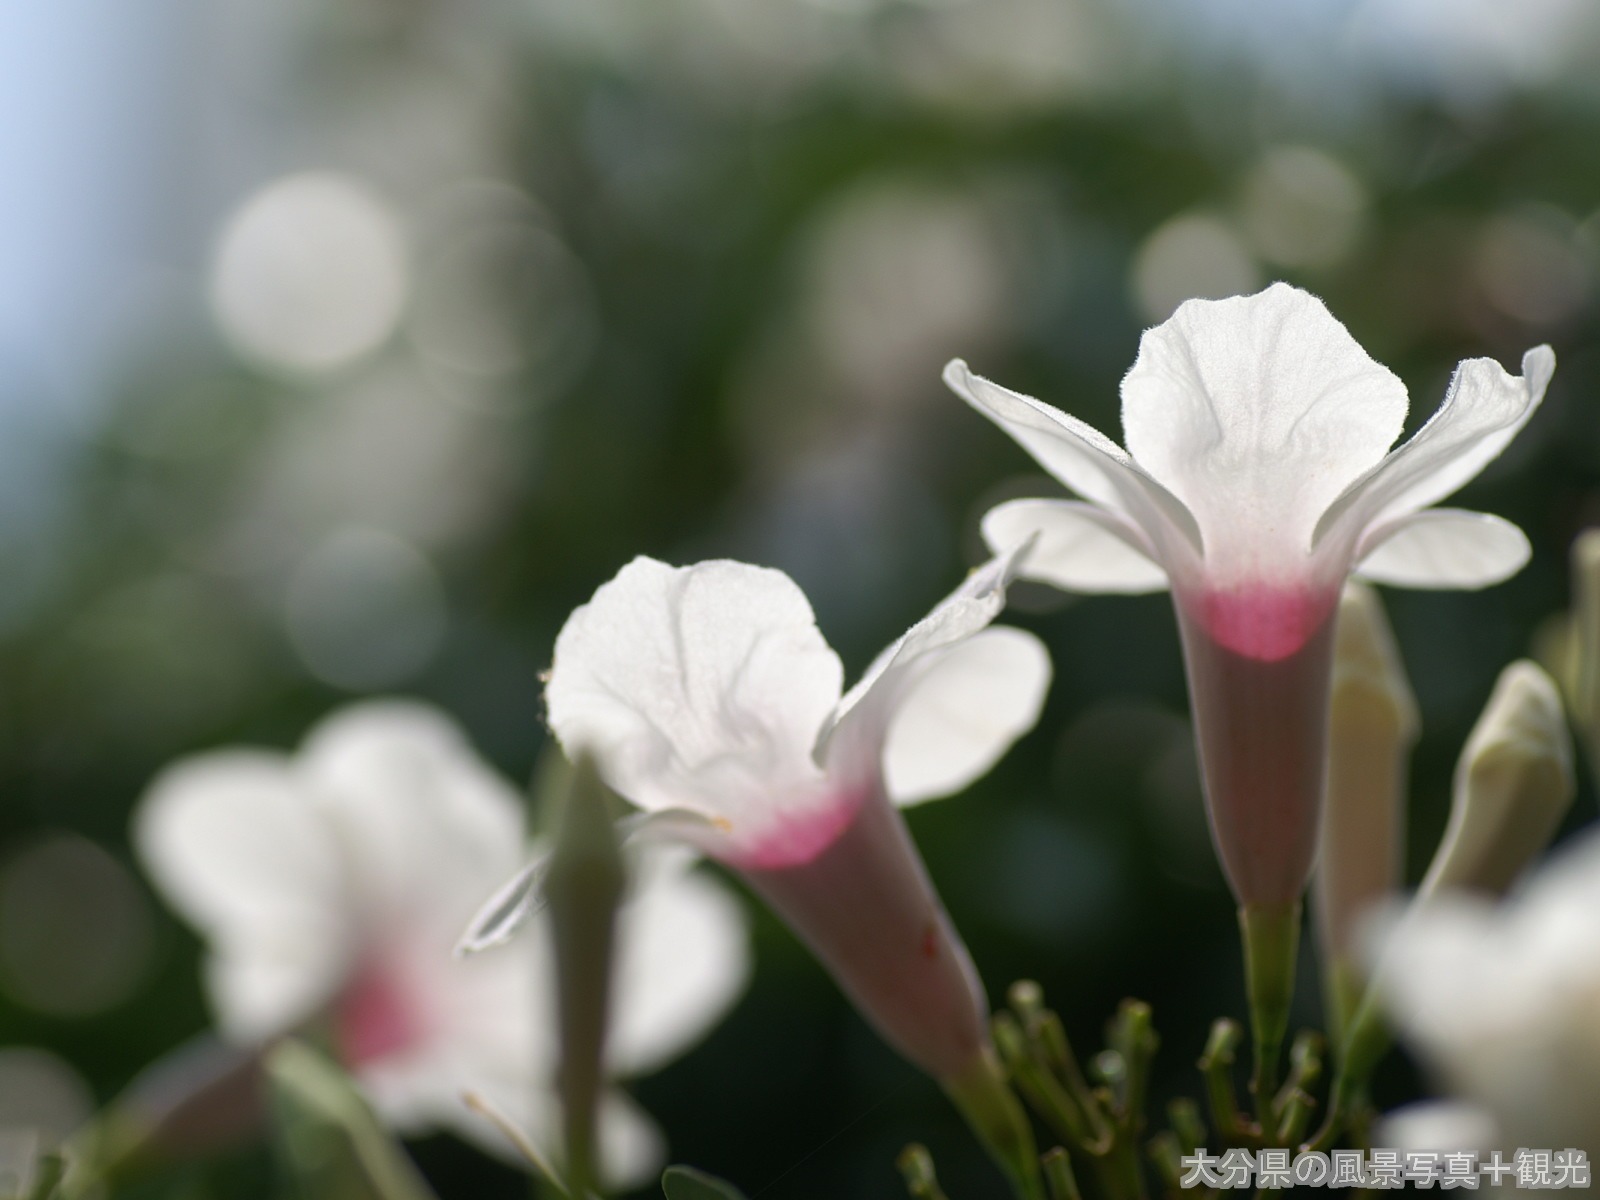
(661, 1165), (750, 1200)
(265, 1040), (440, 1200)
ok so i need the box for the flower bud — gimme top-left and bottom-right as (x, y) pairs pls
(543, 755), (626, 1199)
(1420, 660), (1575, 899)
(1313, 583), (1417, 1035)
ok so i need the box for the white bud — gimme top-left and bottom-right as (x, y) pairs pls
(1314, 583), (1417, 1032)
(1421, 661), (1574, 899)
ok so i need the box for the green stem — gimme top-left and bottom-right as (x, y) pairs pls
(1197, 1019), (1246, 1142)
(1238, 902), (1300, 1131)
(1043, 1148), (1083, 1200)
(944, 1049), (1045, 1200)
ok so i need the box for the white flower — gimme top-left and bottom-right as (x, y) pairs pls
(1371, 825), (1600, 1151)
(134, 701), (749, 1189)
(543, 550), (1050, 1083)
(947, 282), (1551, 909)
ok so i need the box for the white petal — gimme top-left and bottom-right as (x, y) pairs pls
(300, 701), (528, 931)
(944, 359), (1201, 565)
(133, 751), (353, 1039)
(546, 557), (843, 823)
(609, 850), (751, 1076)
(1378, 1100), (1500, 1154)
(820, 546), (1045, 791)
(980, 498), (1168, 593)
(1122, 283), (1409, 579)
(1317, 346), (1554, 550)
(883, 627), (1052, 805)
(595, 1090), (668, 1191)
(1355, 509), (1530, 589)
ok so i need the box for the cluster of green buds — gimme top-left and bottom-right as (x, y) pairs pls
(896, 983), (1329, 1200)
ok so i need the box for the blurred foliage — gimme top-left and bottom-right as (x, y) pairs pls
(1, 0), (1599, 1197)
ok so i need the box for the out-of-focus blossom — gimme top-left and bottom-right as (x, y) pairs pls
(1314, 582), (1417, 1036)
(136, 702), (749, 1187)
(539, 550), (1049, 1192)
(1419, 661), (1574, 899)
(1376, 1100), (1499, 1155)
(1372, 824), (1600, 1150)
(947, 283), (1552, 912)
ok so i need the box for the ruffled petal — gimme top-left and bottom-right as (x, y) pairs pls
(1355, 509), (1531, 589)
(980, 498), (1168, 593)
(882, 626), (1052, 805)
(546, 558), (843, 824)
(944, 359), (1201, 565)
(1316, 346), (1554, 551)
(820, 546), (1044, 793)
(1122, 283), (1409, 580)
(133, 752), (355, 1040)
(299, 702), (528, 931)
(608, 848), (751, 1075)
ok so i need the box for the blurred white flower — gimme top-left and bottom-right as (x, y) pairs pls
(135, 701), (749, 1187)
(948, 284), (1551, 910)
(1372, 825), (1600, 1150)
(539, 550), (1049, 1080)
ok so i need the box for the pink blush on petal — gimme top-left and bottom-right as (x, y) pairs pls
(336, 960), (427, 1068)
(729, 792), (863, 871)
(1193, 584), (1337, 663)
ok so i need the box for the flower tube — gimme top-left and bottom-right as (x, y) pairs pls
(945, 282), (1551, 1103)
(542, 550), (1051, 1196)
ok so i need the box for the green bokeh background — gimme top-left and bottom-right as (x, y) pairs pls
(2, 2), (1598, 1196)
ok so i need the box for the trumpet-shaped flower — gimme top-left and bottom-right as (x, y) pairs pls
(544, 550), (1050, 1082)
(1371, 825), (1600, 1151)
(947, 283), (1552, 909)
(135, 701), (749, 1188)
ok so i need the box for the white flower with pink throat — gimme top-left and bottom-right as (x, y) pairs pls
(946, 282), (1552, 911)
(135, 701), (749, 1189)
(541, 549), (1052, 1192)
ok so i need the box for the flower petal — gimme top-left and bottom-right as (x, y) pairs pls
(133, 751), (354, 1040)
(882, 626), (1052, 805)
(1122, 283), (1409, 580)
(300, 702), (528, 930)
(980, 498), (1168, 593)
(820, 545), (1044, 792)
(546, 557), (843, 824)
(944, 359), (1201, 563)
(1355, 509), (1531, 589)
(1316, 346), (1554, 550)
(609, 848), (751, 1075)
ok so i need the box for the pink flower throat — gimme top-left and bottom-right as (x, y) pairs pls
(335, 959), (427, 1068)
(1193, 583), (1336, 663)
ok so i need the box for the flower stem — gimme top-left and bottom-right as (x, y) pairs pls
(944, 1049), (1045, 1200)
(1238, 902), (1300, 1131)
